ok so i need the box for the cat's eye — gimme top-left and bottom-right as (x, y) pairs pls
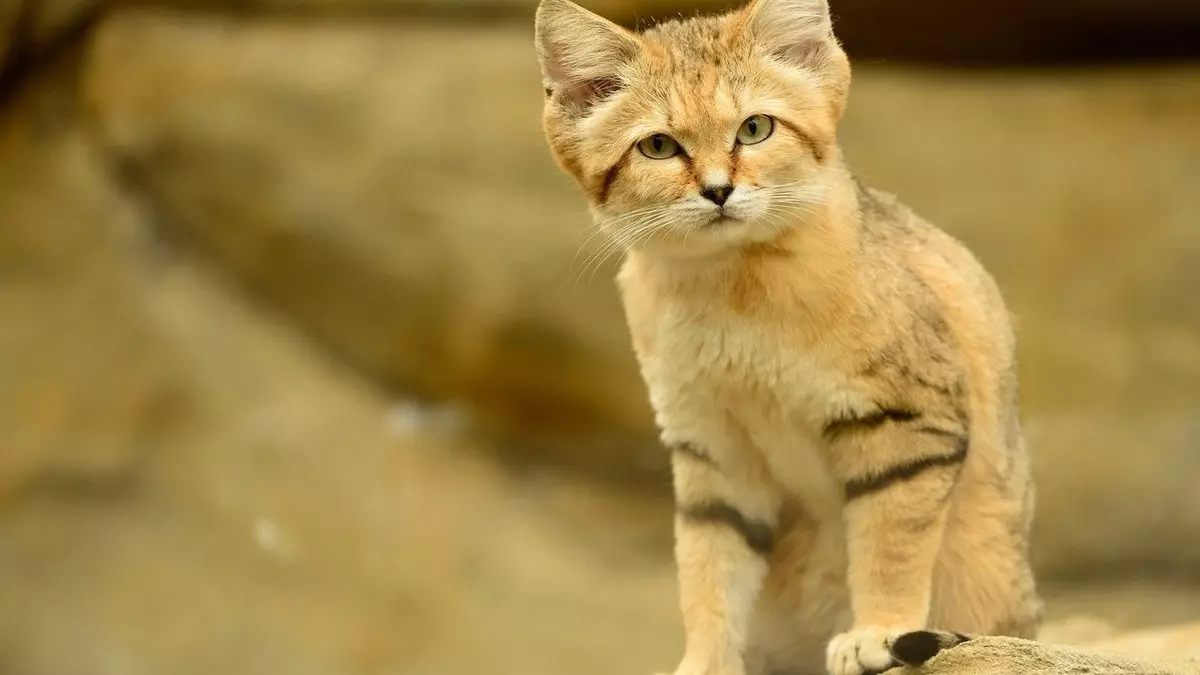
(637, 133), (681, 160)
(736, 114), (775, 145)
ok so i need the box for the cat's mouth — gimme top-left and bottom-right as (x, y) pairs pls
(708, 214), (739, 226)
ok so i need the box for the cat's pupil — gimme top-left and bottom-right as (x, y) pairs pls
(654, 137), (664, 151)
(748, 120), (758, 135)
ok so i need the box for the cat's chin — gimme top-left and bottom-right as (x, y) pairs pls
(631, 218), (793, 259)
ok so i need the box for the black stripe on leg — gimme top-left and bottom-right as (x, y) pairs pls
(823, 408), (919, 441)
(679, 501), (775, 556)
(844, 437), (968, 501)
(668, 441), (717, 467)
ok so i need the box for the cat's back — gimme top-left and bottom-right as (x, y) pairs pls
(855, 179), (1018, 387)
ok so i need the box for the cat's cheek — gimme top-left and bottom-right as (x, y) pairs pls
(723, 194), (765, 222)
(627, 168), (688, 204)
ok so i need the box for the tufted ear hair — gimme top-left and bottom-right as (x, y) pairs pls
(743, 0), (850, 116)
(745, 0), (837, 67)
(535, 0), (642, 114)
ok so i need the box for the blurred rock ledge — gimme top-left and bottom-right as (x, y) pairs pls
(6, 0), (1200, 95)
(116, 0), (739, 22)
(102, 0), (1200, 63)
(82, 10), (666, 479)
(0, 2), (105, 100)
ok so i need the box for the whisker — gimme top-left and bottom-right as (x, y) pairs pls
(573, 208), (680, 287)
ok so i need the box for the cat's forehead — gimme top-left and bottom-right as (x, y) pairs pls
(638, 14), (749, 67)
(641, 15), (727, 49)
(619, 16), (767, 132)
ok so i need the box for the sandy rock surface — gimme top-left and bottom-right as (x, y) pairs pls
(897, 633), (1200, 675)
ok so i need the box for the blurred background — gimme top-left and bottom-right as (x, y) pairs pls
(1, 0), (1199, 674)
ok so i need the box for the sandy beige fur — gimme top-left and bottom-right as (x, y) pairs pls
(534, 1), (1043, 674)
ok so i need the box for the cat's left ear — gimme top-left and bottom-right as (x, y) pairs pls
(535, 0), (642, 114)
(744, 0), (850, 116)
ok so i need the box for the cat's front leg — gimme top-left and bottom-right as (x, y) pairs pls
(664, 432), (782, 675)
(823, 419), (967, 675)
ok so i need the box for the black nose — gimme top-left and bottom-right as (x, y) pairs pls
(701, 184), (734, 206)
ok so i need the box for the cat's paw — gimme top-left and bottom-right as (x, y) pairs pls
(825, 627), (904, 675)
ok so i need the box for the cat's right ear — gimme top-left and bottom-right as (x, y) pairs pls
(743, 0), (851, 118)
(535, 0), (641, 114)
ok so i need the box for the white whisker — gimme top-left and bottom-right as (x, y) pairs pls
(573, 206), (683, 288)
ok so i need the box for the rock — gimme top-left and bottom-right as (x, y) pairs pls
(893, 632), (1200, 675)
(0, 0), (105, 86)
(5, 0), (1196, 84)
(0, 112), (684, 673)
(0, 56), (186, 502)
(122, 0), (741, 26)
(104, 0), (1200, 64)
(0, 4), (20, 63)
(826, 0), (1200, 63)
(83, 8), (664, 478)
(0, 36), (680, 675)
(0, 243), (682, 675)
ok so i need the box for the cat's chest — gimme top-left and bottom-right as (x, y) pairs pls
(638, 305), (857, 517)
(639, 304), (860, 434)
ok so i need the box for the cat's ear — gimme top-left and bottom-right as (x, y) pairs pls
(745, 0), (837, 66)
(535, 0), (641, 113)
(744, 0), (850, 114)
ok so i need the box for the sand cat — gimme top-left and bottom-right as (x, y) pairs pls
(533, 1), (1043, 674)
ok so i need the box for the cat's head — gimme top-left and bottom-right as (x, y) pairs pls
(535, 0), (851, 257)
